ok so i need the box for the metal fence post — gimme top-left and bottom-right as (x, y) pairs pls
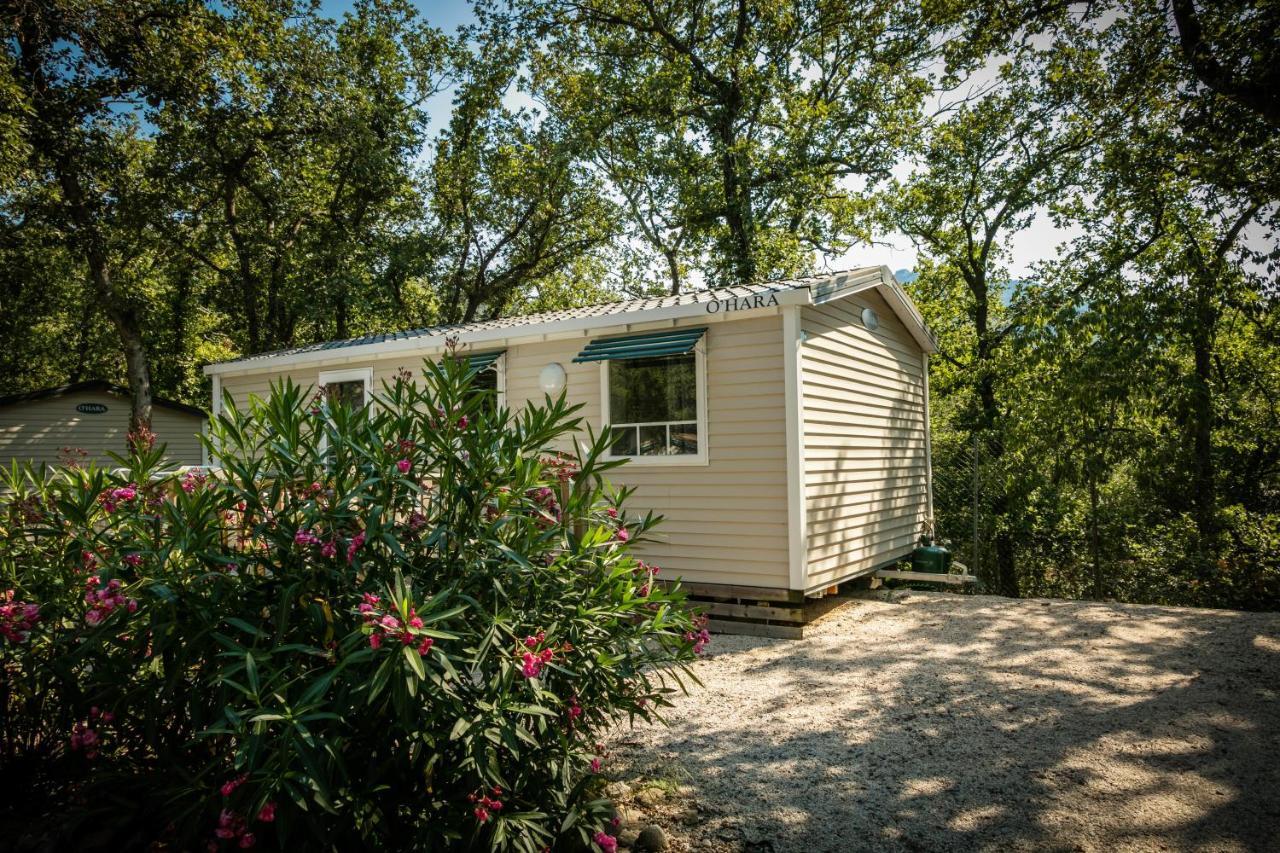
(972, 433), (981, 578)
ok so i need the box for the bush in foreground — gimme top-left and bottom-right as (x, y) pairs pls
(0, 358), (706, 851)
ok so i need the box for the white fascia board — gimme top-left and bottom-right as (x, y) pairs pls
(203, 287), (813, 377)
(807, 266), (937, 354)
(875, 266), (937, 353)
(783, 305), (807, 591)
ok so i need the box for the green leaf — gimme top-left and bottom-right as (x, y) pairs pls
(403, 644), (426, 679)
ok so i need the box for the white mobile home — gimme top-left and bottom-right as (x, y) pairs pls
(0, 380), (206, 470)
(204, 267), (935, 631)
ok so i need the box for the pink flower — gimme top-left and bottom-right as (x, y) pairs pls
(615, 526), (630, 542)
(69, 717), (107, 759)
(396, 458), (411, 474)
(320, 540), (337, 559)
(221, 774), (247, 797)
(256, 802), (276, 823)
(0, 590), (40, 643)
(594, 831), (618, 853)
(369, 633), (383, 650)
(520, 652), (543, 678)
(238, 832), (256, 848)
(416, 637), (434, 656)
(123, 553), (143, 568)
(294, 529), (320, 547)
(457, 415), (469, 429)
(590, 757), (602, 773)
(605, 507), (618, 519)
(346, 531), (366, 564)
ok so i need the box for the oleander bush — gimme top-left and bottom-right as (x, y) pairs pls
(0, 357), (707, 851)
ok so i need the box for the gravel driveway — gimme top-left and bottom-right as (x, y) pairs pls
(603, 591), (1280, 853)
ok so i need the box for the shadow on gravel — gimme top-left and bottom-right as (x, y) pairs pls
(611, 595), (1280, 852)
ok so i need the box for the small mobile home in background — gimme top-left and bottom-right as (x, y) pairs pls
(0, 380), (207, 471)
(205, 267), (936, 635)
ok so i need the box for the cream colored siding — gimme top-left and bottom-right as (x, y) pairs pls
(0, 391), (205, 469)
(802, 290), (929, 588)
(216, 315), (792, 590)
(504, 315), (790, 589)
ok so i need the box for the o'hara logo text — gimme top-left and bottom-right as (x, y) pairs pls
(704, 291), (780, 314)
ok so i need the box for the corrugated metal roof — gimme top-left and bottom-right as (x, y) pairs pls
(0, 380), (207, 418)
(211, 267), (891, 369)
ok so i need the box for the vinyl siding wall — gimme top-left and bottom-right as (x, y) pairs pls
(0, 391), (205, 470)
(801, 290), (929, 589)
(216, 314), (792, 590)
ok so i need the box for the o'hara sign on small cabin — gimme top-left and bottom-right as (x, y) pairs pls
(704, 291), (780, 314)
(76, 402), (108, 414)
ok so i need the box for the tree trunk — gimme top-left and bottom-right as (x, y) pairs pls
(971, 271), (1018, 597)
(86, 250), (152, 434)
(1188, 291), (1219, 562)
(714, 97), (755, 283)
(665, 250), (681, 295)
(225, 182), (262, 353)
(1089, 473), (1103, 600)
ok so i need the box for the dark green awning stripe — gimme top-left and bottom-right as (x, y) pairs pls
(572, 327), (706, 363)
(465, 351), (504, 372)
(441, 350), (504, 372)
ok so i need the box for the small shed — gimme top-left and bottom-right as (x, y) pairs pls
(0, 381), (207, 471)
(204, 267), (936, 634)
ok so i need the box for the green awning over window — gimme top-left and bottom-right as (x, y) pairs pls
(442, 350), (504, 372)
(572, 327), (707, 363)
(464, 350), (504, 372)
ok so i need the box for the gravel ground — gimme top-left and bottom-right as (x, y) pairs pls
(603, 591), (1280, 853)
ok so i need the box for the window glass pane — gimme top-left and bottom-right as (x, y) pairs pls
(609, 353), (696, 424)
(325, 380), (366, 410)
(471, 368), (498, 393)
(638, 424), (667, 456)
(470, 368), (498, 413)
(669, 422), (698, 455)
(609, 425), (638, 456)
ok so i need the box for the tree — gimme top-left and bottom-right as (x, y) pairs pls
(152, 0), (452, 354)
(421, 28), (618, 324)
(2, 1), (204, 432)
(883, 35), (1105, 596)
(1061, 0), (1279, 577)
(1168, 0), (1280, 131)
(501, 0), (971, 285)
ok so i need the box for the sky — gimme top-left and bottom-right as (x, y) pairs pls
(319, 0), (1074, 278)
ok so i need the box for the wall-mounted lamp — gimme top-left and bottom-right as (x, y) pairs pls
(539, 362), (567, 395)
(861, 307), (880, 331)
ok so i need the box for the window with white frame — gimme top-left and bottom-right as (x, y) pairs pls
(318, 367), (372, 410)
(602, 350), (707, 463)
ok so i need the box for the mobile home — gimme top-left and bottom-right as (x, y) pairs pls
(0, 380), (206, 471)
(204, 267), (936, 633)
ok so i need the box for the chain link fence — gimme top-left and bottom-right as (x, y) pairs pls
(930, 431), (1000, 589)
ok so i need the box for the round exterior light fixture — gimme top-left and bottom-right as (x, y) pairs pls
(539, 362), (567, 395)
(861, 307), (880, 331)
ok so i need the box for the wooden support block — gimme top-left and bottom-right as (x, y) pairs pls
(668, 581), (804, 603)
(706, 618), (804, 640)
(699, 601), (805, 623)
